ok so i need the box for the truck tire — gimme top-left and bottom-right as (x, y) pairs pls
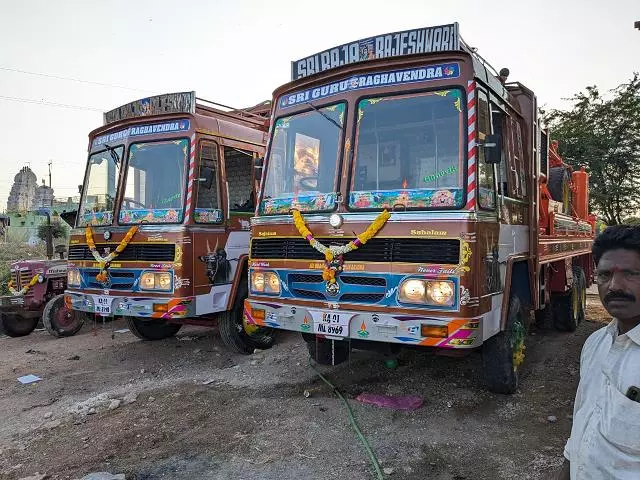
(43, 294), (85, 337)
(219, 281), (276, 354)
(125, 316), (182, 341)
(553, 266), (586, 332)
(482, 295), (527, 394)
(548, 166), (571, 214)
(0, 312), (39, 337)
(302, 333), (350, 366)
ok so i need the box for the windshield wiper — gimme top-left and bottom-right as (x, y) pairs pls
(103, 143), (120, 165)
(305, 102), (342, 130)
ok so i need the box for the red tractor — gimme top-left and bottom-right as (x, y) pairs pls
(1, 256), (85, 337)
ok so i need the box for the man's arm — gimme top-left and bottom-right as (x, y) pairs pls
(556, 459), (570, 480)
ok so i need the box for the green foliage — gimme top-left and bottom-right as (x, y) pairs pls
(37, 221), (68, 241)
(544, 74), (640, 225)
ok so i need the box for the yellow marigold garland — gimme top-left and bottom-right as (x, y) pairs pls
(292, 209), (390, 283)
(7, 274), (40, 296)
(85, 225), (139, 283)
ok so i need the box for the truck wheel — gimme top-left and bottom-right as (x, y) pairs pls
(534, 305), (554, 330)
(548, 166), (572, 214)
(482, 295), (527, 394)
(219, 282), (276, 354)
(302, 333), (350, 366)
(125, 316), (182, 341)
(553, 266), (586, 332)
(43, 294), (85, 337)
(0, 312), (39, 337)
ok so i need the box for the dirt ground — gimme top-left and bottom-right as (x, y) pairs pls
(0, 298), (611, 480)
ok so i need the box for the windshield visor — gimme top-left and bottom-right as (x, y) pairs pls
(119, 139), (188, 224)
(259, 103), (345, 215)
(350, 90), (464, 210)
(78, 147), (122, 226)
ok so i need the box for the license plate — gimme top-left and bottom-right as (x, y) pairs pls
(311, 311), (351, 337)
(95, 296), (111, 314)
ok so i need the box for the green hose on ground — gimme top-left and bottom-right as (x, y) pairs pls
(308, 357), (384, 480)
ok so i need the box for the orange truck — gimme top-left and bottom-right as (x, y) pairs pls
(65, 92), (275, 353)
(244, 23), (595, 392)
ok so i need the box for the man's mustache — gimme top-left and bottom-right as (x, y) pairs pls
(604, 291), (636, 303)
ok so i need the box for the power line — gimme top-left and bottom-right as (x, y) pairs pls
(0, 66), (148, 93)
(0, 95), (104, 112)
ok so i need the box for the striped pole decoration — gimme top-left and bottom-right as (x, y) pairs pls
(465, 80), (477, 210)
(184, 132), (197, 223)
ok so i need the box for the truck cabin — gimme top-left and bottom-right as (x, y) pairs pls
(77, 92), (269, 231)
(258, 23), (534, 219)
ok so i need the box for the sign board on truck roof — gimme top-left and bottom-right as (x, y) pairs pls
(103, 91), (196, 125)
(291, 23), (460, 80)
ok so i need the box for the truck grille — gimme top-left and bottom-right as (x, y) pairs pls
(252, 238), (460, 264)
(69, 244), (176, 262)
(13, 270), (35, 296)
(84, 269), (136, 290)
(287, 272), (388, 304)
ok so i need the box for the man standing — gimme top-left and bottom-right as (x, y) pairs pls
(559, 225), (640, 478)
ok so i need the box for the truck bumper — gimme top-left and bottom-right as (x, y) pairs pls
(65, 291), (194, 320)
(244, 298), (483, 349)
(0, 295), (25, 311)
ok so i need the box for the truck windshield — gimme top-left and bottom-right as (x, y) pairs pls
(259, 103), (345, 215)
(349, 90), (464, 210)
(78, 146), (122, 226)
(119, 138), (188, 224)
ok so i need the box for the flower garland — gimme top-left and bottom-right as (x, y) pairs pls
(85, 225), (139, 283)
(7, 274), (40, 296)
(292, 209), (390, 284)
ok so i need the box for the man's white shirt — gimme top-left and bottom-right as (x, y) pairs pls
(564, 319), (640, 478)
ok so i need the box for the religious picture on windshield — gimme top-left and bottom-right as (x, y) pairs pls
(293, 133), (320, 191)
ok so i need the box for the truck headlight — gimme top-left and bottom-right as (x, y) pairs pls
(67, 269), (81, 287)
(399, 279), (455, 307)
(426, 281), (455, 306)
(140, 272), (172, 291)
(250, 271), (280, 295)
(399, 279), (426, 303)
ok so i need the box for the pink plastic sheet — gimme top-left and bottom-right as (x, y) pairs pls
(355, 393), (423, 411)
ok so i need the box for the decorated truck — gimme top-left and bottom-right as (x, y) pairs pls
(244, 23), (595, 393)
(65, 92), (276, 353)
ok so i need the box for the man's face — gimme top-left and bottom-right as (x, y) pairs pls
(597, 248), (640, 322)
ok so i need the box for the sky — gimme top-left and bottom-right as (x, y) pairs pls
(0, 0), (638, 211)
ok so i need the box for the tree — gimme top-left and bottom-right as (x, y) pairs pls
(37, 221), (68, 242)
(544, 74), (640, 225)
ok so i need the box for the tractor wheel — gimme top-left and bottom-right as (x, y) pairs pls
(553, 266), (586, 332)
(125, 316), (182, 341)
(0, 312), (39, 337)
(548, 166), (572, 214)
(302, 333), (350, 366)
(43, 294), (86, 337)
(482, 295), (527, 394)
(219, 281), (276, 354)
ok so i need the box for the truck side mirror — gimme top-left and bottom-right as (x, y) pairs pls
(482, 134), (502, 164)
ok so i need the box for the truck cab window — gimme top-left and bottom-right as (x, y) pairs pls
(490, 105), (508, 197)
(477, 91), (496, 209)
(224, 147), (254, 212)
(194, 141), (222, 223)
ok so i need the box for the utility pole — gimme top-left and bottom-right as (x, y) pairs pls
(48, 160), (53, 207)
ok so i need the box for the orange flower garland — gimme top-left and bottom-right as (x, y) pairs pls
(85, 226), (138, 283)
